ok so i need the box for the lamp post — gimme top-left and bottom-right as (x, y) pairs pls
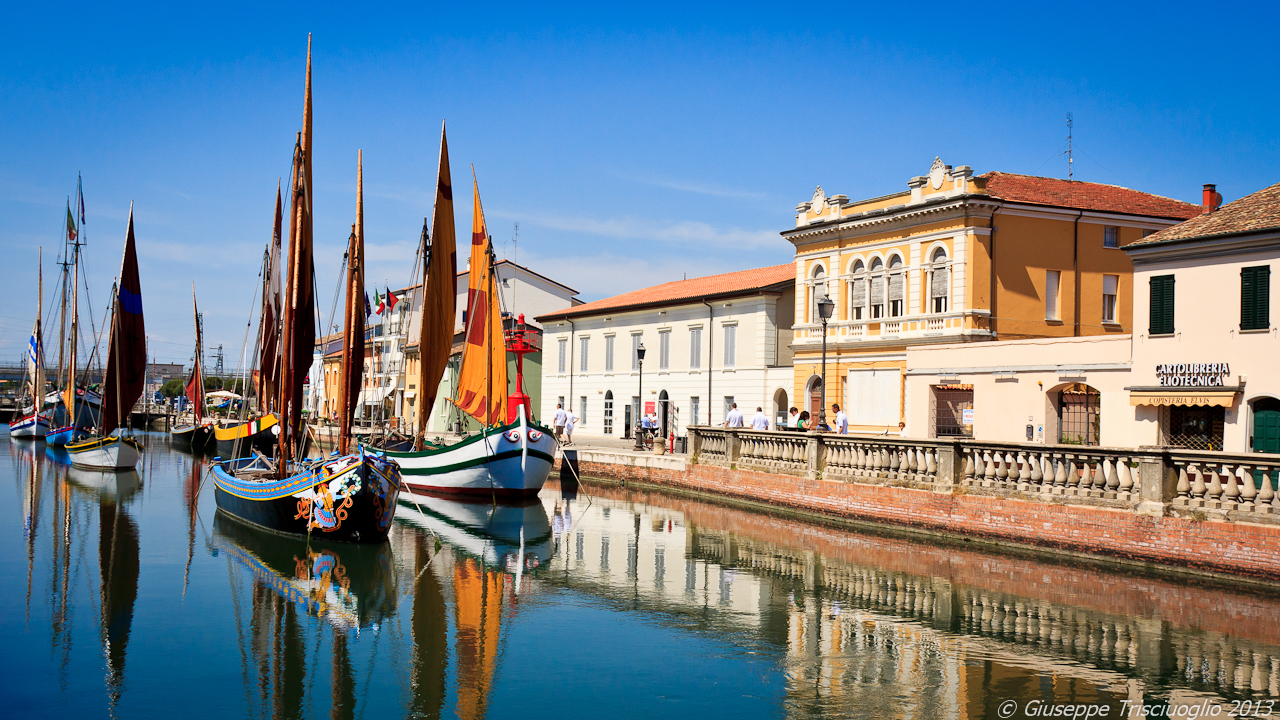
(817, 290), (835, 430)
(633, 342), (646, 450)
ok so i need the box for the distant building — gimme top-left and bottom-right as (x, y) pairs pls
(786, 157), (1204, 434)
(536, 264), (796, 438)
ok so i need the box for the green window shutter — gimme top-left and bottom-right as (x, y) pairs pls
(1150, 275), (1175, 335)
(1241, 266), (1272, 331)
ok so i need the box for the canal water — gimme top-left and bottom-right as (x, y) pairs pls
(3, 435), (1279, 719)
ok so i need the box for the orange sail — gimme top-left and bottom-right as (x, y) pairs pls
(453, 177), (508, 426)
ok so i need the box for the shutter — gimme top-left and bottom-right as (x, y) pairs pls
(871, 276), (885, 304)
(1150, 275), (1175, 335)
(888, 273), (904, 301)
(851, 277), (866, 305)
(1261, 266), (1271, 329)
(1242, 266), (1257, 330)
(930, 266), (949, 297)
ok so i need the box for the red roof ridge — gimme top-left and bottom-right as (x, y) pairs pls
(977, 171), (1203, 220)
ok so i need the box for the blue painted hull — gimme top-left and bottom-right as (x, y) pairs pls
(45, 426), (91, 447)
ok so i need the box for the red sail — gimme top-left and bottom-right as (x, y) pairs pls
(185, 290), (204, 423)
(258, 184), (283, 414)
(417, 123), (457, 439)
(102, 208), (146, 435)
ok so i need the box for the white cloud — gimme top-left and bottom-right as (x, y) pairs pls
(622, 173), (770, 201)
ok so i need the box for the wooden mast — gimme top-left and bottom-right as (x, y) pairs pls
(338, 151), (365, 455)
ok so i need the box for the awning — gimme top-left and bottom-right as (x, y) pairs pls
(1128, 389), (1239, 407)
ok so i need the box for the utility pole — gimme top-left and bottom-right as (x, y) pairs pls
(1067, 112), (1074, 181)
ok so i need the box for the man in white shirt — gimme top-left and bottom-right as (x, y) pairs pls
(833, 403), (849, 434)
(724, 403), (744, 428)
(751, 407), (769, 430)
(564, 408), (578, 444)
(787, 407), (799, 428)
(553, 403), (568, 442)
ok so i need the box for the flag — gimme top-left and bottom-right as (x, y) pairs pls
(364, 291), (371, 318)
(28, 332), (41, 366)
(386, 285), (398, 312)
(66, 203), (78, 243)
(375, 289), (385, 315)
(78, 173), (85, 224)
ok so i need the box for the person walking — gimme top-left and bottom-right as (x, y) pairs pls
(553, 403), (568, 442)
(833, 404), (849, 434)
(751, 407), (769, 430)
(564, 407), (578, 445)
(724, 402), (744, 428)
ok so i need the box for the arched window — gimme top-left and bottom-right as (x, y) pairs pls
(604, 390), (614, 434)
(1059, 383), (1101, 446)
(808, 265), (827, 323)
(887, 255), (905, 317)
(848, 260), (866, 321)
(869, 257), (885, 319)
(929, 247), (950, 314)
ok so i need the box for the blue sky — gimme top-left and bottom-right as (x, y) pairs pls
(2, 2), (1277, 367)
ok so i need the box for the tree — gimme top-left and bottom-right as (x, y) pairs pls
(161, 379), (184, 398)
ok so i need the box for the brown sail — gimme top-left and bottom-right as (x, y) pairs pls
(257, 183), (283, 415)
(185, 288), (204, 424)
(102, 208), (146, 435)
(277, 36), (316, 466)
(416, 123), (457, 443)
(338, 151), (366, 455)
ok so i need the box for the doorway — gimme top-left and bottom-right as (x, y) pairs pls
(604, 391), (614, 435)
(773, 388), (788, 428)
(659, 390), (670, 438)
(806, 375), (823, 418)
(1252, 397), (1280, 493)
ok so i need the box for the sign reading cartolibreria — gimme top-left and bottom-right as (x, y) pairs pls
(1155, 363), (1231, 387)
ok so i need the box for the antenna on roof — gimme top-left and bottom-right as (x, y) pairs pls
(1067, 112), (1074, 182)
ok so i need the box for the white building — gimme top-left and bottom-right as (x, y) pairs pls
(536, 264), (796, 439)
(1125, 182), (1279, 454)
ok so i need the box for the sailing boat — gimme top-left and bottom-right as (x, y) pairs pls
(379, 155), (556, 498)
(211, 185), (284, 457)
(10, 249), (52, 439)
(47, 180), (103, 447)
(171, 287), (214, 449)
(66, 208), (146, 470)
(211, 40), (400, 544)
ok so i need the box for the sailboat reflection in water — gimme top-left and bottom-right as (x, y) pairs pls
(398, 494), (553, 574)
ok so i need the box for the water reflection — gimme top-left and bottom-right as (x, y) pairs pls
(6, 439), (1280, 719)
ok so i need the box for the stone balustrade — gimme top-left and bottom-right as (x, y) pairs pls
(1169, 449), (1280, 520)
(687, 426), (1280, 526)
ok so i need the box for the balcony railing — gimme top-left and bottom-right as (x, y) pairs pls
(687, 427), (1280, 527)
(794, 309), (991, 344)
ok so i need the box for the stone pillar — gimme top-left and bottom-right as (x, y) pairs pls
(725, 429), (741, 466)
(1136, 451), (1172, 517)
(807, 431), (824, 479)
(936, 442), (962, 491)
(690, 428), (704, 459)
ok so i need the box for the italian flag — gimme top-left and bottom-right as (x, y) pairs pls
(374, 289), (385, 315)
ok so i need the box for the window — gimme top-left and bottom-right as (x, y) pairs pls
(1045, 270), (1061, 321)
(558, 396), (565, 410)
(579, 337), (589, 372)
(631, 333), (642, 370)
(557, 339), (567, 374)
(1102, 274), (1119, 324)
(887, 255), (905, 317)
(690, 396), (700, 426)
(1059, 384), (1100, 446)
(869, 257), (885, 318)
(659, 330), (671, 370)
(580, 396), (587, 424)
(723, 396), (735, 419)
(808, 266), (826, 323)
(929, 248), (949, 314)
(605, 335), (615, 372)
(931, 384), (973, 438)
(604, 391), (613, 434)
(849, 260), (866, 320)
(1164, 405), (1225, 451)
(1149, 274), (1175, 335)
(722, 325), (736, 367)
(689, 327), (702, 368)
(1104, 226), (1119, 248)
(847, 368), (900, 426)
(1241, 265), (1271, 331)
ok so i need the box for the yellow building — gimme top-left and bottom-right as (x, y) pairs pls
(785, 157), (1205, 433)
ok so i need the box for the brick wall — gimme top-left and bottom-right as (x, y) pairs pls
(554, 457), (1280, 582)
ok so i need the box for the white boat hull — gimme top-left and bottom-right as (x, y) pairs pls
(397, 494), (553, 568)
(66, 436), (143, 470)
(379, 421), (556, 498)
(8, 412), (52, 439)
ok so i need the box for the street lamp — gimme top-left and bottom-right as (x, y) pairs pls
(633, 342), (646, 450)
(817, 290), (835, 430)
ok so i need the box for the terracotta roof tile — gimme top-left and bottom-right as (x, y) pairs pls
(536, 263), (794, 321)
(979, 172), (1204, 220)
(1129, 181), (1280, 246)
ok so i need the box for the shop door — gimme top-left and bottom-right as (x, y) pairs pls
(1253, 398), (1280, 493)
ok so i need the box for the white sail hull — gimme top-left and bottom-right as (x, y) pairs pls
(379, 421), (556, 498)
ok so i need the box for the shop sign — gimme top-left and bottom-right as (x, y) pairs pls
(1155, 363), (1231, 387)
(962, 408), (975, 425)
(645, 401), (655, 413)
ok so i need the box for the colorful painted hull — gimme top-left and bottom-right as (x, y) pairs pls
(8, 412), (52, 439)
(379, 419), (556, 498)
(213, 414), (279, 458)
(45, 425), (92, 447)
(212, 450), (401, 544)
(66, 435), (144, 470)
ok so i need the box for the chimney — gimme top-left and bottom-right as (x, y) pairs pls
(1202, 183), (1223, 212)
